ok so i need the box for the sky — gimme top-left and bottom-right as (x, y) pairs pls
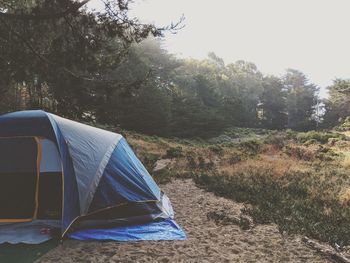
(89, 0), (350, 98)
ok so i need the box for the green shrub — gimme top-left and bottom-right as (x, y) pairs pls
(265, 134), (285, 149)
(283, 146), (313, 161)
(229, 154), (241, 165)
(208, 145), (224, 155)
(315, 146), (342, 161)
(197, 156), (215, 170)
(186, 154), (197, 169)
(303, 139), (318, 146)
(165, 146), (183, 158)
(327, 137), (341, 146)
(141, 153), (160, 171)
(284, 129), (298, 140)
(296, 131), (346, 144)
(334, 117), (350, 131)
(152, 169), (173, 184)
(239, 139), (262, 155)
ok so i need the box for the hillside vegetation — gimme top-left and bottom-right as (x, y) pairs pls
(115, 127), (350, 249)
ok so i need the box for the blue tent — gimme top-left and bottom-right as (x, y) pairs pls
(0, 110), (185, 244)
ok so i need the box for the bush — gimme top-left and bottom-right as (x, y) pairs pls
(186, 154), (197, 169)
(315, 146), (342, 161)
(296, 131), (346, 144)
(229, 154), (241, 165)
(141, 153), (160, 171)
(198, 156), (215, 170)
(152, 169), (173, 184)
(327, 137), (341, 146)
(239, 139), (262, 155)
(334, 117), (350, 131)
(283, 145), (313, 161)
(303, 139), (318, 146)
(165, 146), (183, 158)
(265, 134), (285, 149)
(284, 129), (298, 140)
(208, 145), (224, 155)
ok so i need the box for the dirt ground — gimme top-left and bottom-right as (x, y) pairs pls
(37, 179), (329, 263)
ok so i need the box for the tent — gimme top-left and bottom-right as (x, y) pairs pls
(0, 110), (185, 244)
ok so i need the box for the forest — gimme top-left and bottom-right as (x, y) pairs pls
(1, 0), (349, 138)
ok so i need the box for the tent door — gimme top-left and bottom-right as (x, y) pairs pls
(0, 137), (40, 222)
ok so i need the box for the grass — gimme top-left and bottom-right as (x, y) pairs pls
(341, 152), (350, 169)
(122, 127), (350, 248)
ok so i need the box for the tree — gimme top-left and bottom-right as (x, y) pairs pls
(94, 38), (179, 135)
(284, 69), (319, 131)
(224, 61), (264, 127)
(259, 76), (287, 129)
(0, 0), (182, 117)
(323, 79), (350, 127)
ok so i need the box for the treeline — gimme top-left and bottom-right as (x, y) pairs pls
(0, 0), (348, 138)
(96, 39), (322, 137)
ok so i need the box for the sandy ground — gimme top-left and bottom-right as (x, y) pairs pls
(37, 179), (330, 263)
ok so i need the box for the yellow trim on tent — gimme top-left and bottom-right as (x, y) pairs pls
(33, 137), (41, 219)
(61, 161), (65, 231)
(0, 218), (34, 223)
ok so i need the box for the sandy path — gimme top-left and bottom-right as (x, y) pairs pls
(37, 179), (329, 263)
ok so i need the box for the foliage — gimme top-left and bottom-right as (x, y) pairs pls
(323, 79), (350, 128)
(264, 134), (286, 149)
(283, 145), (314, 161)
(0, 6), (322, 137)
(296, 131), (346, 144)
(208, 145), (224, 155)
(165, 146), (183, 158)
(140, 152), (160, 171)
(283, 69), (319, 131)
(0, 0), (179, 118)
(334, 117), (350, 131)
(259, 76), (287, 129)
(239, 139), (262, 156)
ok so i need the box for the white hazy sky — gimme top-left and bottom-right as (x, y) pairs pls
(90, 0), (350, 97)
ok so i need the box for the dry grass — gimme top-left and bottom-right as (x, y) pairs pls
(341, 152), (350, 169)
(339, 188), (350, 206)
(340, 131), (350, 137)
(122, 128), (350, 246)
(217, 156), (306, 177)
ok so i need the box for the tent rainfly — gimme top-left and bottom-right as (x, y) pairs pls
(0, 110), (185, 244)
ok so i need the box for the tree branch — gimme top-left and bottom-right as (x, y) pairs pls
(0, 16), (99, 82)
(0, 0), (90, 20)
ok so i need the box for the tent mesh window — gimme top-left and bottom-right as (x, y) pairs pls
(0, 137), (38, 220)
